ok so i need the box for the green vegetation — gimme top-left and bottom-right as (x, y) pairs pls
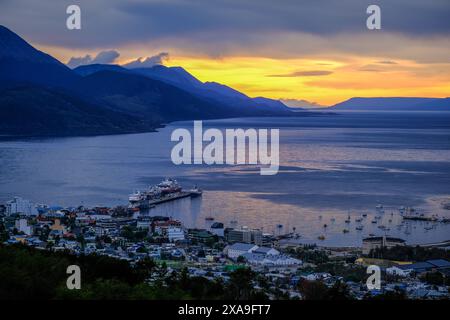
(288, 245), (329, 264)
(369, 245), (450, 261)
(297, 280), (353, 300)
(314, 262), (367, 282)
(0, 244), (266, 300)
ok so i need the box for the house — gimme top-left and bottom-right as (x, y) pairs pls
(226, 242), (259, 259)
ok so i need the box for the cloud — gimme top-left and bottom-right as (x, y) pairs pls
(280, 98), (326, 108)
(67, 50), (120, 68)
(268, 70), (333, 77)
(122, 52), (170, 69)
(1, 1), (449, 64)
(376, 60), (398, 65)
(67, 55), (92, 68)
(92, 50), (120, 64)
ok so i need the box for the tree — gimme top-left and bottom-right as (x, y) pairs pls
(237, 255), (247, 264)
(298, 279), (329, 300)
(225, 268), (256, 300)
(326, 280), (353, 300)
(135, 257), (157, 280)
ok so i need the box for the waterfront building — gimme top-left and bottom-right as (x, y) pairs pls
(210, 222), (224, 237)
(225, 226), (262, 245)
(362, 236), (406, 254)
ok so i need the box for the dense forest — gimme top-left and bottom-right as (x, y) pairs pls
(0, 244), (266, 300)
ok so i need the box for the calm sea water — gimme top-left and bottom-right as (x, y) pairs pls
(1, 111), (449, 247)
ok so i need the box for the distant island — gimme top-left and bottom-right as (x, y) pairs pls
(329, 97), (450, 111)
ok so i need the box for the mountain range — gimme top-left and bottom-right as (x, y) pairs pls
(1, 25), (449, 137)
(0, 25), (293, 137)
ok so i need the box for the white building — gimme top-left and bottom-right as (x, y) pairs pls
(253, 247), (280, 256)
(226, 242), (259, 259)
(210, 222), (224, 237)
(386, 266), (412, 277)
(241, 253), (302, 267)
(15, 218), (33, 236)
(6, 197), (37, 216)
(168, 227), (185, 242)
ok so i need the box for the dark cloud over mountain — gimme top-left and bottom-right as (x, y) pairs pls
(123, 52), (169, 69)
(67, 50), (120, 68)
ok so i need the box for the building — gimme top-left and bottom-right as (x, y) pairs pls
(241, 253), (302, 267)
(426, 259), (450, 270)
(152, 219), (182, 235)
(210, 222), (224, 237)
(136, 217), (152, 230)
(188, 229), (216, 243)
(94, 220), (117, 236)
(386, 266), (413, 277)
(226, 242), (259, 259)
(15, 218), (33, 236)
(6, 197), (36, 216)
(253, 246), (280, 256)
(167, 226), (185, 242)
(362, 236), (406, 255)
(225, 226), (262, 245)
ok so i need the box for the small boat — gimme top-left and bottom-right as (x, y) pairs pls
(323, 224), (328, 228)
(369, 233), (375, 237)
(355, 218), (362, 223)
(205, 216), (215, 221)
(371, 220), (377, 224)
(189, 186), (203, 197)
(362, 213), (367, 217)
(318, 235), (326, 240)
(342, 229), (349, 233)
(356, 226), (363, 231)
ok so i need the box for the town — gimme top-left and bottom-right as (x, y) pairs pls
(0, 195), (449, 300)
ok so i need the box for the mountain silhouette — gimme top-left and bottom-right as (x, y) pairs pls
(0, 25), (292, 137)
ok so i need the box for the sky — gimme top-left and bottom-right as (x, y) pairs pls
(1, 0), (449, 106)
